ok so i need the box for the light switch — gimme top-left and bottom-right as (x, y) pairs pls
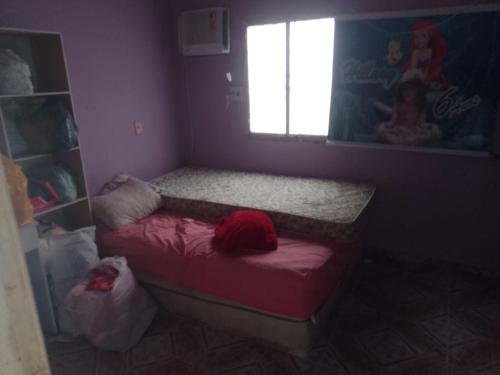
(133, 120), (144, 135)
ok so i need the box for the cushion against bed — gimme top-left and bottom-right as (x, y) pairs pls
(92, 179), (162, 229)
(97, 213), (362, 319)
(215, 210), (278, 251)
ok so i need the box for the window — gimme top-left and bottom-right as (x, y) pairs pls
(247, 18), (335, 137)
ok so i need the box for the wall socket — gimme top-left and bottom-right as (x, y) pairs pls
(227, 86), (244, 102)
(133, 120), (144, 135)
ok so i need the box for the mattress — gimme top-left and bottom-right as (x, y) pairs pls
(151, 167), (375, 243)
(96, 213), (362, 319)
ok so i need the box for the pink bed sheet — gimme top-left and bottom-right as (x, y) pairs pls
(96, 213), (362, 319)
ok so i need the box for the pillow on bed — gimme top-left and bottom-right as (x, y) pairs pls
(214, 210), (278, 251)
(99, 173), (131, 195)
(92, 178), (162, 230)
(99, 173), (161, 195)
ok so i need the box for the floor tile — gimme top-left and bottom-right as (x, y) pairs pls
(357, 328), (417, 366)
(46, 260), (499, 375)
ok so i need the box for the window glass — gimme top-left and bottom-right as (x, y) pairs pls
(247, 23), (287, 134)
(289, 18), (335, 136)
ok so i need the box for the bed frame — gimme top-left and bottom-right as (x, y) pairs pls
(138, 272), (349, 358)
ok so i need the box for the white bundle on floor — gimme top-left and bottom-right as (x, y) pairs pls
(65, 256), (158, 351)
(39, 227), (100, 336)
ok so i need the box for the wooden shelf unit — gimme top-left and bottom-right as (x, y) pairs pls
(13, 146), (80, 163)
(0, 27), (92, 230)
(0, 27), (93, 336)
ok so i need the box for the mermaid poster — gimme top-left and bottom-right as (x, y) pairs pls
(328, 7), (500, 154)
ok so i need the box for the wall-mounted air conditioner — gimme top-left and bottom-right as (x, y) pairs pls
(178, 8), (230, 56)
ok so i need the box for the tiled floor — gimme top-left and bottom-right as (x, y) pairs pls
(46, 259), (500, 375)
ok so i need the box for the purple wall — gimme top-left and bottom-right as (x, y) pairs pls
(2, 0), (498, 268)
(0, 0), (182, 195)
(172, 0), (500, 269)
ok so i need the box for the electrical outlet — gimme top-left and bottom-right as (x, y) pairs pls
(133, 120), (144, 135)
(227, 86), (244, 102)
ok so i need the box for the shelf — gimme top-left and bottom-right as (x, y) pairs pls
(1, 27), (91, 231)
(0, 28), (60, 36)
(0, 91), (70, 100)
(14, 147), (79, 163)
(33, 197), (88, 218)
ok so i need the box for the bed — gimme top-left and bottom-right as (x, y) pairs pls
(151, 167), (375, 243)
(97, 213), (362, 355)
(96, 167), (375, 355)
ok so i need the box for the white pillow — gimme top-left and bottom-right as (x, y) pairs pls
(92, 178), (162, 229)
(99, 173), (161, 195)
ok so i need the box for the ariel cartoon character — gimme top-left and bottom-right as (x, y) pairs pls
(403, 19), (449, 90)
(376, 78), (441, 146)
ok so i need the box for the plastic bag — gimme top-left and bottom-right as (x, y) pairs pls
(1, 154), (34, 225)
(27, 165), (78, 202)
(9, 98), (78, 154)
(53, 101), (78, 151)
(28, 178), (61, 213)
(66, 257), (158, 351)
(0, 49), (34, 95)
(17, 98), (57, 154)
(3, 101), (30, 156)
(38, 228), (100, 335)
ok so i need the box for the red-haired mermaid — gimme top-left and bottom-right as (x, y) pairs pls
(403, 19), (449, 90)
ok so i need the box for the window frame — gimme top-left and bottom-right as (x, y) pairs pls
(246, 19), (332, 142)
(248, 132), (327, 143)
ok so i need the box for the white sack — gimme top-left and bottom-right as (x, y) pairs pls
(39, 228), (100, 336)
(65, 257), (158, 351)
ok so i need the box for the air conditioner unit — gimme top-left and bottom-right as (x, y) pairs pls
(178, 8), (230, 56)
